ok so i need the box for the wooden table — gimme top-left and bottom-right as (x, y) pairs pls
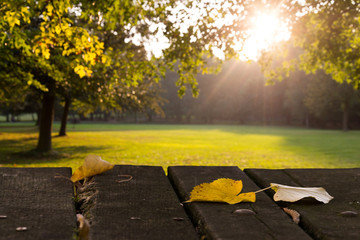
(1, 166), (359, 240)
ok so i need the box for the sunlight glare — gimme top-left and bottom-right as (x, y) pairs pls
(240, 12), (290, 61)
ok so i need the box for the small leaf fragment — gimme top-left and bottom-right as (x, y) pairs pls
(16, 227), (27, 231)
(340, 211), (358, 217)
(270, 183), (334, 204)
(283, 208), (300, 224)
(232, 209), (256, 216)
(77, 214), (90, 240)
(185, 178), (256, 204)
(71, 155), (114, 182)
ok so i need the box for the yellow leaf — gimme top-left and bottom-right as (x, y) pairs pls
(55, 25), (61, 35)
(101, 55), (107, 64)
(186, 178), (256, 204)
(84, 67), (93, 77)
(43, 48), (50, 59)
(65, 28), (72, 38)
(77, 214), (90, 240)
(74, 64), (86, 78)
(47, 4), (53, 14)
(71, 155), (115, 182)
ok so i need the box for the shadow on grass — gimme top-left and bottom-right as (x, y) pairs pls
(0, 137), (38, 156)
(0, 145), (107, 165)
(0, 125), (38, 133)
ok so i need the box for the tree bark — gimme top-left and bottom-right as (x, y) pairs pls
(147, 112), (153, 122)
(35, 109), (41, 126)
(36, 92), (55, 152)
(58, 97), (71, 136)
(11, 113), (15, 122)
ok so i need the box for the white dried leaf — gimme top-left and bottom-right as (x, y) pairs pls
(270, 183), (334, 204)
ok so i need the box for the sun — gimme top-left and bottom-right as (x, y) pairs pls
(239, 12), (290, 61)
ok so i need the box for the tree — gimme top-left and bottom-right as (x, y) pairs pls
(304, 71), (360, 130)
(283, 70), (311, 127)
(261, 0), (360, 87)
(2, 0), (262, 152)
(292, 0), (360, 88)
(258, 0), (360, 130)
(1, 1), (106, 152)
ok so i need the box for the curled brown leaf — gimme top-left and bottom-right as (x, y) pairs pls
(283, 208), (300, 224)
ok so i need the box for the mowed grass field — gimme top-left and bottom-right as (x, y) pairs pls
(0, 122), (359, 171)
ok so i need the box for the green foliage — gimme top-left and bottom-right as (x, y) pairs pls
(261, 0), (360, 88)
(304, 72), (360, 122)
(283, 70), (309, 122)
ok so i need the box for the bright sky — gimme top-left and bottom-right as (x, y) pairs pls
(138, 2), (291, 62)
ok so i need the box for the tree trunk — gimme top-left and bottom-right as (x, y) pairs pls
(35, 109), (41, 126)
(147, 112), (153, 122)
(36, 92), (55, 152)
(59, 97), (71, 136)
(11, 113), (15, 122)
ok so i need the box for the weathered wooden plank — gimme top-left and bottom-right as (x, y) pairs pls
(89, 165), (198, 240)
(244, 168), (360, 240)
(0, 167), (76, 240)
(168, 166), (311, 240)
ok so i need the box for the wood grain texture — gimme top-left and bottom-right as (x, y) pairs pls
(245, 168), (360, 240)
(89, 165), (198, 240)
(168, 166), (311, 240)
(0, 167), (76, 240)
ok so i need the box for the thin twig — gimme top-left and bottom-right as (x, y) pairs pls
(54, 173), (72, 182)
(116, 175), (133, 183)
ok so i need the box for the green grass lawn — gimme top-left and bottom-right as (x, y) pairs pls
(0, 122), (359, 171)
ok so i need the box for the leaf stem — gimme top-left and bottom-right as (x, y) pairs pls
(255, 185), (273, 194)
